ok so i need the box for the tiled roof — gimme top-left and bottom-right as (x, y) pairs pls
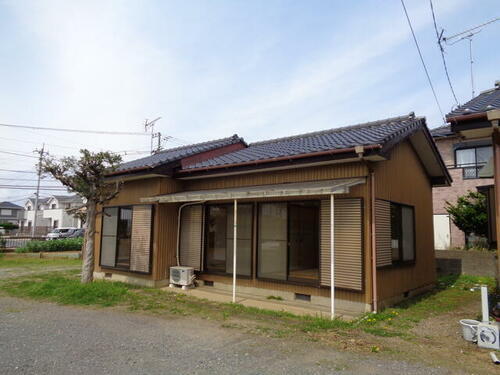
(114, 135), (244, 173)
(51, 195), (83, 203)
(447, 84), (500, 118)
(184, 114), (424, 170)
(0, 201), (23, 209)
(430, 125), (455, 138)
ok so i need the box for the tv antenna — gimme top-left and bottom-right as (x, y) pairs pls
(441, 17), (499, 99)
(144, 117), (170, 154)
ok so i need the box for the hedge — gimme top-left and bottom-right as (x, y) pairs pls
(16, 238), (84, 253)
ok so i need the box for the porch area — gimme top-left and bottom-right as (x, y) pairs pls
(143, 177), (370, 318)
(163, 282), (359, 320)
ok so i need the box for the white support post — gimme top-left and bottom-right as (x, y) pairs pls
(232, 199), (238, 303)
(330, 194), (335, 320)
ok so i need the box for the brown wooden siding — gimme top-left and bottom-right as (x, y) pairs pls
(373, 141), (436, 303)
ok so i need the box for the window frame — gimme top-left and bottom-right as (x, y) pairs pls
(256, 200), (321, 286)
(203, 202), (254, 278)
(388, 201), (416, 267)
(99, 205), (153, 275)
(455, 145), (493, 179)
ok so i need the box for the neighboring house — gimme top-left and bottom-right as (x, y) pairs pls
(431, 125), (494, 249)
(92, 113), (450, 315)
(445, 81), (499, 250)
(22, 195), (84, 232)
(0, 201), (24, 226)
(23, 197), (50, 231)
(431, 81), (499, 250)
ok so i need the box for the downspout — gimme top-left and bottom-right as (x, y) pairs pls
(370, 170), (378, 313)
(176, 201), (205, 267)
(355, 145), (378, 313)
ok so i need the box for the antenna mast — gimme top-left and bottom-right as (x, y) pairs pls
(144, 117), (164, 154)
(442, 17), (499, 99)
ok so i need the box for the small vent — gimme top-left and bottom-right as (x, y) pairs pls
(294, 293), (311, 302)
(104, 273), (112, 278)
(404, 291), (409, 298)
(204, 280), (214, 287)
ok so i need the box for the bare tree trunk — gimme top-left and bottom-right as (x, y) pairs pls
(81, 201), (96, 283)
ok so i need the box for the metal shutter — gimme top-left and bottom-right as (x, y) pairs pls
(375, 199), (392, 267)
(100, 207), (118, 267)
(320, 198), (363, 291)
(130, 205), (153, 273)
(179, 205), (203, 270)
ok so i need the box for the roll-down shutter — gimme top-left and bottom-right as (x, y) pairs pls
(375, 199), (392, 267)
(179, 205), (203, 270)
(130, 205), (153, 273)
(320, 198), (363, 291)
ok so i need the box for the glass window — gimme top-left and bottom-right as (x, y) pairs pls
(390, 203), (415, 264)
(205, 204), (253, 276)
(101, 207), (118, 267)
(456, 148), (476, 167)
(116, 207), (132, 269)
(476, 146), (492, 164)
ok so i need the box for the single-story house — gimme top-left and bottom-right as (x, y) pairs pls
(93, 113), (451, 315)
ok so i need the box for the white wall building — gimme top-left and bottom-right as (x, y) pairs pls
(22, 195), (84, 232)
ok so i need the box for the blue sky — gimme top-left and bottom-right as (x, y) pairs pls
(0, 0), (499, 202)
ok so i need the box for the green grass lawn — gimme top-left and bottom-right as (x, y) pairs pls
(0, 256), (82, 269)
(0, 268), (494, 340)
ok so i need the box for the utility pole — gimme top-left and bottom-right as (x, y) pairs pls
(31, 144), (45, 237)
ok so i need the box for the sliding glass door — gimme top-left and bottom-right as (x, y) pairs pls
(205, 204), (252, 276)
(258, 203), (288, 280)
(257, 201), (319, 283)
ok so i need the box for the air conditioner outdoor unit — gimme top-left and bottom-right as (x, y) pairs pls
(169, 266), (195, 290)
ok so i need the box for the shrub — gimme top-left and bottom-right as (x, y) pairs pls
(16, 238), (83, 253)
(0, 237), (6, 249)
(0, 223), (19, 230)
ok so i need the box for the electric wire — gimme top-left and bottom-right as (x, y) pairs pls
(0, 122), (150, 136)
(400, 0), (445, 123)
(429, 0), (459, 106)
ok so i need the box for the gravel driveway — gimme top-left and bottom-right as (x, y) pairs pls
(0, 297), (456, 375)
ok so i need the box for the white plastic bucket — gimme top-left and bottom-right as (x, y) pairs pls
(459, 319), (480, 342)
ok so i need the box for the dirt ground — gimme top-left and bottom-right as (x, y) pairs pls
(0, 296), (459, 375)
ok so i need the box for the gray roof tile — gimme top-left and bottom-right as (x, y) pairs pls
(430, 125), (455, 138)
(184, 114), (424, 169)
(0, 201), (23, 209)
(114, 135), (244, 173)
(447, 85), (500, 118)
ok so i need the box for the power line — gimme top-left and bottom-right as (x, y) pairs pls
(0, 122), (150, 136)
(0, 150), (38, 158)
(429, 0), (459, 106)
(0, 168), (37, 174)
(400, 0), (445, 123)
(0, 185), (67, 190)
(0, 177), (57, 182)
